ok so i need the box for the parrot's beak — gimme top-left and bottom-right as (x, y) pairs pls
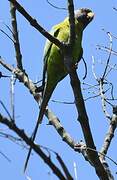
(87, 12), (95, 21)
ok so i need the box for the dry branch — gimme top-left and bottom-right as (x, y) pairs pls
(10, 2), (23, 70)
(100, 106), (117, 161)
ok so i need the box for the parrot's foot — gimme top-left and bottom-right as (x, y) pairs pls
(35, 85), (44, 93)
(74, 62), (78, 69)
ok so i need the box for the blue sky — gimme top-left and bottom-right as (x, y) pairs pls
(0, 0), (117, 180)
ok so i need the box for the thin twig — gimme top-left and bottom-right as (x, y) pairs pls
(56, 153), (73, 180)
(113, 7), (117, 11)
(0, 28), (14, 42)
(99, 60), (117, 72)
(0, 71), (10, 78)
(105, 80), (114, 100)
(0, 150), (11, 162)
(84, 94), (100, 101)
(0, 132), (27, 149)
(0, 20), (13, 34)
(102, 32), (113, 79)
(82, 57), (88, 80)
(0, 57), (14, 72)
(97, 45), (117, 56)
(52, 99), (74, 105)
(92, 56), (98, 81)
(86, 147), (117, 167)
(73, 162), (78, 180)
(46, 0), (67, 10)
(0, 100), (12, 120)
(82, 82), (99, 90)
(10, 74), (15, 121)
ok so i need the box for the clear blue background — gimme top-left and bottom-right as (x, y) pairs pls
(0, 0), (117, 179)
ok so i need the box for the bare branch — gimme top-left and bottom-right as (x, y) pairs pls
(92, 55), (98, 81)
(0, 150), (11, 162)
(100, 106), (117, 161)
(84, 94), (100, 101)
(105, 80), (115, 100)
(113, 7), (117, 12)
(52, 99), (74, 105)
(67, 0), (75, 46)
(0, 57), (14, 72)
(0, 71), (10, 78)
(99, 79), (111, 120)
(10, 74), (16, 121)
(9, 2), (23, 70)
(0, 100), (12, 120)
(0, 21), (13, 34)
(82, 82), (99, 90)
(102, 32), (113, 79)
(0, 28), (14, 42)
(73, 162), (78, 180)
(46, 0), (67, 10)
(82, 57), (88, 80)
(0, 131), (27, 149)
(56, 153), (73, 180)
(97, 45), (117, 56)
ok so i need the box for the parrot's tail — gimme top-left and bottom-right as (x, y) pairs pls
(24, 85), (55, 172)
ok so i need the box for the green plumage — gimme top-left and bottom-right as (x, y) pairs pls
(41, 17), (83, 113)
(24, 8), (94, 171)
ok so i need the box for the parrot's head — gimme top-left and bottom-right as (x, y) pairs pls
(75, 8), (94, 29)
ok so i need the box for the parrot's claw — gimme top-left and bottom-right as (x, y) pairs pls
(74, 62), (78, 69)
(35, 85), (44, 93)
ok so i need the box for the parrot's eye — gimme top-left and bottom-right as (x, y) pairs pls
(77, 14), (86, 21)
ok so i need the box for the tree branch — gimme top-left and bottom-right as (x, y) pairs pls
(100, 106), (117, 161)
(102, 32), (113, 79)
(99, 78), (111, 120)
(56, 153), (73, 180)
(67, 0), (75, 45)
(9, 2), (23, 70)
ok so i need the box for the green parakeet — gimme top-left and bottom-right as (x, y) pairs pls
(24, 8), (94, 170)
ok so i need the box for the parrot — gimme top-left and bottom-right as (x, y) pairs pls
(24, 8), (94, 171)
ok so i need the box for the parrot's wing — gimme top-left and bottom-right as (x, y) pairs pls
(42, 27), (60, 91)
(43, 22), (62, 60)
